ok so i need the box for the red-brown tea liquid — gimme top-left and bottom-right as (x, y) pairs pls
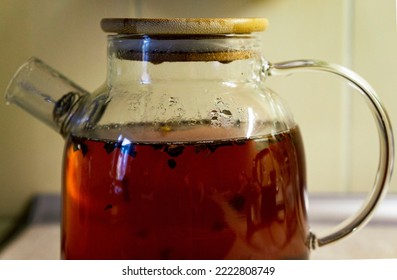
(61, 126), (309, 259)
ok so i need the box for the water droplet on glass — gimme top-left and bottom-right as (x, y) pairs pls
(177, 107), (186, 116)
(216, 97), (224, 106)
(220, 109), (232, 118)
(210, 109), (218, 120)
(169, 96), (177, 106)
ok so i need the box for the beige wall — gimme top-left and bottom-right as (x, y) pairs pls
(1, 0), (396, 234)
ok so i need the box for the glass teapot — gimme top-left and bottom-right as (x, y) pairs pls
(5, 18), (393, 260)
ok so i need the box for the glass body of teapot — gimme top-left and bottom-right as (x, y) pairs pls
(5, 18), (393, 260)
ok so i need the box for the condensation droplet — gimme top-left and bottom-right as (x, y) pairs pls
(177, 107), (186, 116)
(169, 96), (177, 106)
(215, 97), (224, 106)
(210, 109), (218, 120)
(220, 109), (232, 117)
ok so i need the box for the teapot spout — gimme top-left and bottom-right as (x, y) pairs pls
(5, 57), (90, 137)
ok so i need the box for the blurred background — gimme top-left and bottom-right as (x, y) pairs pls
(0, 0), (396, 240)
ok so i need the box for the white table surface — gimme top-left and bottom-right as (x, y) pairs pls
(1, 194), (396, 260)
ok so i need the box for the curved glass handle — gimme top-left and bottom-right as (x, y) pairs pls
(264, 60), (394, 249)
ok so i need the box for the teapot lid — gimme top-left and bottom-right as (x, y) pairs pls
(101, 18), (268, 34)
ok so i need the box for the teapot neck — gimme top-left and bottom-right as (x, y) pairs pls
(106, 34), (264, 85)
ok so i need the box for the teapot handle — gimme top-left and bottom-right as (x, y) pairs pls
(264, 60), (394, 249)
